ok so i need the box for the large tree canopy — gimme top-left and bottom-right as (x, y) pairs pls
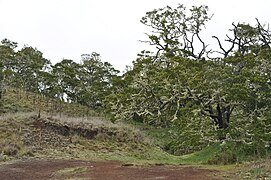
(106, 4), (271, 155)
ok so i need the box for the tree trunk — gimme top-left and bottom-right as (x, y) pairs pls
(202, 103), (231, 129)
(216, 104), (230, 129)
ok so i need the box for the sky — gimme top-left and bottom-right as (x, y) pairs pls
(0, 0), (270, 71)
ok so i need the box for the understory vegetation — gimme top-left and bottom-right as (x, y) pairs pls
(0, 3), (270, 174)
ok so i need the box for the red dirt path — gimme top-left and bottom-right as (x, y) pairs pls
(0, 159), (220, 180)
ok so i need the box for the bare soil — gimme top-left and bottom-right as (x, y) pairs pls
(0, 159), (220, 180)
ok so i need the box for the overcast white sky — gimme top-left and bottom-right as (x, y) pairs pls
(0, 0), (270, 71)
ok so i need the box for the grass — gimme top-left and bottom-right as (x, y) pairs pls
(52, 166), (88, 179)
(55, 166), (88, 175)
(0, 114), (36, 161)
(180, 143), (221, 164)
(1, 87), (98, 117)
(0, 112), (180, 165)
(249, 168), (266, 178)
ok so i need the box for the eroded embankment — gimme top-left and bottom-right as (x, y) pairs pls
(0, 114), (149, 161)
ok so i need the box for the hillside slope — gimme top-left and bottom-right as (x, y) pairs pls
(0, 112), (180, 165)
(0, 88), (270, 179)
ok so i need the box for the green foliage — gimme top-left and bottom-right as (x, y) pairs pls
(207, 143), (238, 165)
(140, 4), (211, 59)
(0, 39), (120, 112)
(78, 53), (119, 109)
(105, 4), (271, 163)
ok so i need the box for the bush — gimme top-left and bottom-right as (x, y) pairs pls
(208, 150), (237, 165)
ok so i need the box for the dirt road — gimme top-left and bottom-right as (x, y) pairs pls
(0, 159), (219, 180)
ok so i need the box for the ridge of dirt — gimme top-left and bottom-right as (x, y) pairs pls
(0, 114), (150, 162)
(33, 117), (144, 143)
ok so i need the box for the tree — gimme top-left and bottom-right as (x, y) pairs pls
(0, 39), (18, 99)
(51, 59), (81, 101)
(13, 46), (50, 92)
(79, 52), (119, 109)
(140, 4), (211, 60)
(105, 4), (271, 156)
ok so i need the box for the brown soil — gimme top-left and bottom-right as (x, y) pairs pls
(0, 159), (220, 180)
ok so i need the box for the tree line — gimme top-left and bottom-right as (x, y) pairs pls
(0, 41), (119, 111)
